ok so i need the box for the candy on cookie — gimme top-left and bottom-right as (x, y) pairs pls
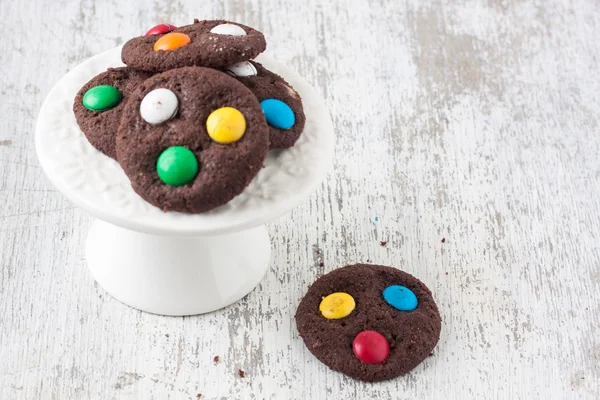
(295, 264), (441, 382)
(226, 61), (305, 149)
(73, 67), (153, 159)
(116, 66), (269, 213)
(122, 19), (267, 72)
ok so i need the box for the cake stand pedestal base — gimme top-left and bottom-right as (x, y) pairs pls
(85, 219), (271, 316)
(36, 47), (334, 315)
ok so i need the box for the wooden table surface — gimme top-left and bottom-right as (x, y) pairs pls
(1, 0), (599, 399)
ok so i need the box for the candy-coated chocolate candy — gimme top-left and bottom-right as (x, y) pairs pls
(382, 285), (418, 311)
(260, 99), (295, 130)
(352, 330), (390, 364)
(156, 146), (198, 186)
(145, 23), (177, 36)
(154, 32), (191, 51)
(319, 292), (355, 319)
(206, 107), (246, 144)
(140, 88), (179, 124)
(82, 85), (122, 111)
(225, 61), (257, 77)
(210, 23), (247, 36)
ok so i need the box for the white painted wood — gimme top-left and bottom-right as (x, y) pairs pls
(1, 0), (599, 399)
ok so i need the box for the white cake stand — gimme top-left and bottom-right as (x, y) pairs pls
(35, 47), (334, 316)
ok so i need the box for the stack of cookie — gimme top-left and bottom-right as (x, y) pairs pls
(73, 19), (305, 213)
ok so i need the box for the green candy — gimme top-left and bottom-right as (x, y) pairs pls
(156, 146), (199, 186)
(82, 85), (122, 111)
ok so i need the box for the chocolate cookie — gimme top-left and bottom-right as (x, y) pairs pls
(73, 67), (152, 159)
(116, 66), (269, 213)
(121, 19), (267, 72)
(224, 61), (305, 149)
(295, 264), (441, 382)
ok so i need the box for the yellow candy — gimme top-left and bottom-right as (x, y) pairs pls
(319, 292), (356, 319)
(206, 107), (246, 144)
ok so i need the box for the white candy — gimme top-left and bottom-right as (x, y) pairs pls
(225, 61), (258, 77)
(210, 23), (247, 36)
(140, 88), (179, 125)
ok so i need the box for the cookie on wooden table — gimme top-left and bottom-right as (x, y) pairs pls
(73, 67), (152, 159)
(295, 264), (441, 382)
(116, 66), (269, 213)
(225, 61), (305, 149)
(122, 19), (267, 72)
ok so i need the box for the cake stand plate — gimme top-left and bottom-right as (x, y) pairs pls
(35, 47), (334, 315)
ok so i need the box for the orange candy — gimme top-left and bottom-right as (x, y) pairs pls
(153, 32), (191, 51)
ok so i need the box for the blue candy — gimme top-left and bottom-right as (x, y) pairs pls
(382, 285), (418, 311)
(260, 99), (295, 129)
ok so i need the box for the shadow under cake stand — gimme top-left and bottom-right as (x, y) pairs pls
(35, 47), (334, 316)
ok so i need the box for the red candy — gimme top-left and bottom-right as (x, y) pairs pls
(145, 24), (177, 36)
(352, 330), (390, 364)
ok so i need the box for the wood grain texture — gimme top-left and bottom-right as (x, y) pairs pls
(1, 0), (600, 398)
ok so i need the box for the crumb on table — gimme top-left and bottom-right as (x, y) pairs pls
(238, 369), (245, 378)
(213, 355), (219, 363)
(380, 241), (387, 247)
